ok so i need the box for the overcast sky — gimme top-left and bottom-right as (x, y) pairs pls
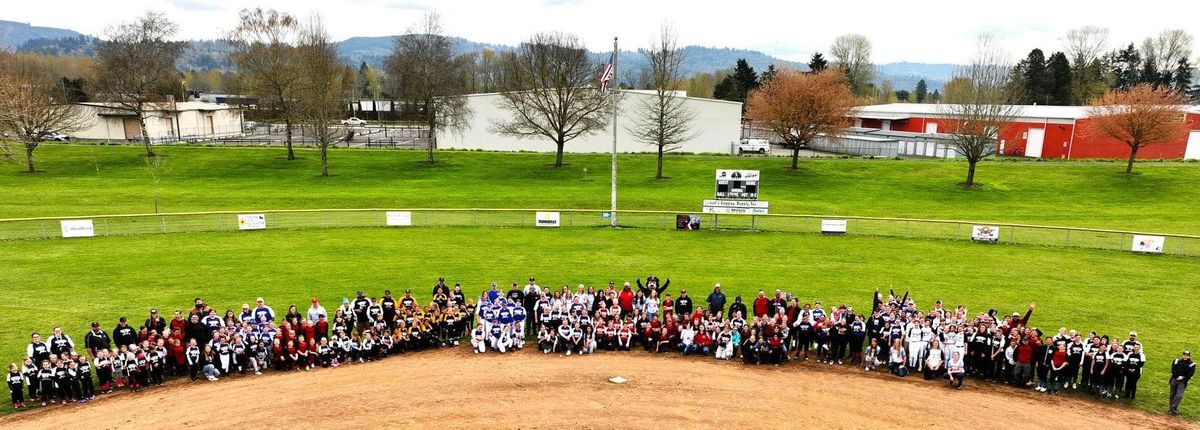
(4, 0), (1198, 63)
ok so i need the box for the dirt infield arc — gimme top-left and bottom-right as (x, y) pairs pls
(1, 348), (1195, 430)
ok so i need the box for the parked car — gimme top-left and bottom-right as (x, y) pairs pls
(340, 117), (368, 126)
(242, 121), (259, 132)
(736, 138), (770, 154)
(46, 133), (70, 142)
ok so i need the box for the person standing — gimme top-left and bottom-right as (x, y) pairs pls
(82, 322), (111, 359)
(112, 318), (138, 349)
(1169, 350), (1194, 415)
(706, 284), (727, 318)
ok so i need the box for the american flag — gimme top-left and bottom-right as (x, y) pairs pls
(598, 52), (615, 93)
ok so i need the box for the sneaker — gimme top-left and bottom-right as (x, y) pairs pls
(255, 371), (262, 375)
(1071, 383), (1078, 389)
(566, 351), (572, 356)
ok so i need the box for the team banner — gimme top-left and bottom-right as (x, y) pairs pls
(535, 212), (560, 228)
(821, 219), (847, 234)
(60, 219), (95, 238)
(238, 214), (267, 231)
(1131, 235), (1165, 253)
(971, 225), (999, 243)
(385, 211), (412, 227)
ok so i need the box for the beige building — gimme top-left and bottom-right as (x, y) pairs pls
(438, 90), (744, 154)
(70, 102), (244, 143)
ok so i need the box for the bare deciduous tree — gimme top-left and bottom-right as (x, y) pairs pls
(746, 69), (857, 170)
(294, 16), (348, 177)
(939, 36), (1022, 187)
(1062, 26), (1111, 104)
(1141, 29), (1194, 72)
(493, 32), (613, 167)
(628, 25), (695, 179)
(92, 12), (186, 157)
(0, 51), (90, 173)
(1084, 84), (1189, 174)
(384, 11), (472, 164)
(227, 8), (303, 160)
(830, 34), (875, 97)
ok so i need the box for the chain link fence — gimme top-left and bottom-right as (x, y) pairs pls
(1, 209), (1197, 257)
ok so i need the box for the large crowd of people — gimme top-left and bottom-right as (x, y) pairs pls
(8, 277), (1191, 415)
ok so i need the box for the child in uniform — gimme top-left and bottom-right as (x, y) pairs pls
(7, 363), (24, 409)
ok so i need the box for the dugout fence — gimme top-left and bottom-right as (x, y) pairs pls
(0, 208), (1197, 258)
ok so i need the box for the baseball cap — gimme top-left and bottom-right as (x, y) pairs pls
(1185, 350), (1192, 356)
(342, 298), (350, 304)
(1129, 331), (1137, 336)
(91, 322), (99, 328)
(150, 308), (158, 314)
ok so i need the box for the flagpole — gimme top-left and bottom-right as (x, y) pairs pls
(610, 36), (619, 228)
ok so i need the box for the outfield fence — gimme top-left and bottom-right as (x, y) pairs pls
(1, 208), (1197, 257)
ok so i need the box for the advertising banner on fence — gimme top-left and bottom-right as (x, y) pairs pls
(702, 206), (768, 215)
(238, 214), (267, 231)
(60, 219), (95, 238)
(821, 219), (847, 235)
(385, 211), (412, 227)
(1131, 235), (1165, 253)
(535, 212), (560, 227)
(676, 214), (700, 230)
(971, 225), (999, 243)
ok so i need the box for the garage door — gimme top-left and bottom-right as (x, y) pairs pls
(1186, 131), (1200, 160)
(122, 118), (141, 140)
(1025, 128), (1044, 158)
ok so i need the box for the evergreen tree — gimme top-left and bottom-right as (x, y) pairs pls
(760, 64), (777, 85)
(712, 75), (737, 101)
(915, 79), (928, 103)
(807, 52), (828, 73)
(895, 89), (910, 102)
(732, 59), (759, 100)
(1046, 52), (1073, 105)
(1111, 44), (1142, 90)
(1173, 58), (1195, 95)
(930, 89), (941, 103)
(1139, 58), (1162, 88)
(1022, 49), (1049, 104)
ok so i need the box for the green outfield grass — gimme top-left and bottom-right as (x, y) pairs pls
(0, 226), (1197, 417)
(2, 144), (1200, 234)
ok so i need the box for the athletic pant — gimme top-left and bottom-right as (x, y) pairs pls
(1124, 373), (1140, 399)
(907, 342), (926, 369)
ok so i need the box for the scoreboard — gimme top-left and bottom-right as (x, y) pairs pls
(714, 169), (760, 200)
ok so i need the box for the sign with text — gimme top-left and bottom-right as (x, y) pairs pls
(535, 211), (560, 227)
(238, 214), (267, 231)
(971, 225), (999, 243)
(714, 169), (760, 200)
(1131, 235), (1164, 253)
(702, 206), (768, 215)
(60, 219), (95, 238)
(702, 200), (769, 209)
(385, 211), (412, 227)
(676, 214), (700, 230)
(821, 219), (847, 234)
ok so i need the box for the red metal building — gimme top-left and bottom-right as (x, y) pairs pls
(852, 104), (1200, 160)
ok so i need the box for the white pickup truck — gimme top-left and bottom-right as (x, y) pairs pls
(735, 138), (770, 154)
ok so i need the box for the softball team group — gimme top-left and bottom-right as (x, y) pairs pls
(4, 277), (1158, 412)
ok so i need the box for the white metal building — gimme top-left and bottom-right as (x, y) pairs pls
(437, 90), (743, 154)
(70, 101), (244, 143)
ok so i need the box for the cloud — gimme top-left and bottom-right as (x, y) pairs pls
(165, 0), (223, 12)
(543, 0), (584, 6)
(348, 0), (431, 9)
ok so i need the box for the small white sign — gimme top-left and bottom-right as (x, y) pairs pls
(60, 219), (95, 238)
(386, 211), (412, 227)
(238, 214), (266, 230)
(535, 211), (560, 227)
(702, 200), (769, 208)
(1131, 235), (1164, 253)
(971, 225), (999, 243)
(821, 219), (847, 234)
(702, 207), (768, 215)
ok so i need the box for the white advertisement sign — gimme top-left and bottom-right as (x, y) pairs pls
(702, 200), (769, 209)
(702, 206), (768, 215)
(821, 219), (847, 234)
(971, 225), (1000, 243)
(1131, 235), (1165, 253)
(60, 219), (95, 238)
(385, 211), (412, 227)
(238, 214), (267, 231)
(535, 211), (560, 227)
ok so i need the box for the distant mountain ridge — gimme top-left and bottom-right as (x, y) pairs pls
(5, 19), (953, 91)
